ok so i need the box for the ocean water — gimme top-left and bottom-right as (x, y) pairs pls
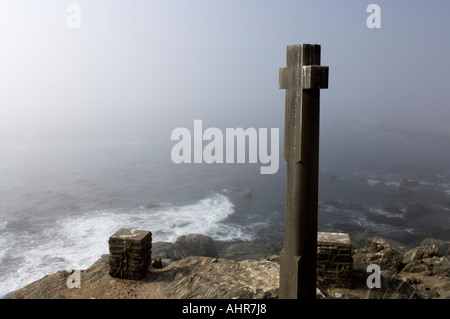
(1, 126), (449, 297)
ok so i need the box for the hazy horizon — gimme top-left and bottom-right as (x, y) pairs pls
(0, 1), (449, 145)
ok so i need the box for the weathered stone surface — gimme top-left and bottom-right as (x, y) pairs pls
(403, 255), (450, 277)
(420, 238), (450, 256)
(153, 257), (280, 299)
(366, 271), (430, 299)
(108, 228), (152, 280)
(365, 237), (391, 253)
(10, 256), (280, 299)
(402, 260), (431, 274)
(165, 234), (218, 260)
(343, 237), (450, 299)
(403, 244), (439, 264)
(353, 238), (404, 273)
(317, 232), (352, 288)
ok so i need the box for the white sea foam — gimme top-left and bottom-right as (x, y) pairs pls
(354, 215), (397, 233)
(366, 179), (382, 186)
(385, 181), (400, 187)
(369, 208), (403, 218)
(0, 193), (248, 298)
(320, 203), (337, 213)
(0, 219), (7, 231)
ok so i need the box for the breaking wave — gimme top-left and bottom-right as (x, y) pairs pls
(0, 192), (250, 298)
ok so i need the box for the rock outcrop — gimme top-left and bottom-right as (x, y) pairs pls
(330, 237), (450, 299)
(353, 238), (404, 273)
(10, 256), (280, 299)
(8, 235), (450, 299)
(164, 234), (219, 261)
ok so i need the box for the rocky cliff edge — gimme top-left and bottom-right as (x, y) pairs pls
(8, 234), (450, 299)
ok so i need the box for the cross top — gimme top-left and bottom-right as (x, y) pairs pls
(279, 44), (328, 90)
(279, 44), (329, 163)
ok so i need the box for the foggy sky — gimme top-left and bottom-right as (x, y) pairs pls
(0, 0), (449, 142)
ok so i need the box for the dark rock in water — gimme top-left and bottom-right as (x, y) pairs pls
(398, 178), (419, 191)
(151, 242), (172, 260)
(399, 178), (408, 189)
(146, 203), (161, 209)
(238, 189), (252, 198)
(403, 203), (427, 219)
(153, 237), (282, 262)
(215, 240), (282, 261)
(165, 234), (218, 260)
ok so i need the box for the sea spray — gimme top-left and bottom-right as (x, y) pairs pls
(0, 192), (252, 298)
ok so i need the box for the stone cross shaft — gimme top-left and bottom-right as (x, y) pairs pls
(278, 44), (329, 299)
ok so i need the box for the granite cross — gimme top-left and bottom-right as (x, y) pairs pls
(278, 44), (329, 299)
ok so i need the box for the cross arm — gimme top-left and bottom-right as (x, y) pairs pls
(279, 66), (329, 90)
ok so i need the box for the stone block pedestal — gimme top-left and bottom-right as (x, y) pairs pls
(108, 228), (152, 280)
(317, 232), (353, 288)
